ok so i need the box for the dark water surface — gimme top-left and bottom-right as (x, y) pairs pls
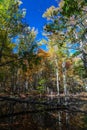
(0, 97), (87, 130)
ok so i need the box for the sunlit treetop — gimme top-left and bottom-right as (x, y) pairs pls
(59, 0), (87, 17)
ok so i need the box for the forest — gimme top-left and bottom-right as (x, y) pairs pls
(0, 0), (87, 129)
(0, 0), (87, 96)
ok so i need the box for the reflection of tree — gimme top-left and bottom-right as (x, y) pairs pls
(0, 100), (87, 130)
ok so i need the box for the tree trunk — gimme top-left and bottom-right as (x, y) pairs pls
(55, 58), (60, 96)
(62, 61), (67, 95)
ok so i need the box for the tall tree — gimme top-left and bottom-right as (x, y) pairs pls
(0, 0), (26, 63)
(43, 5), (70, 95)
(60, 0), (87, 75)
(0, 0), (41, 94)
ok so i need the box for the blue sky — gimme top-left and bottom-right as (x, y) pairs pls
(21, 0), (59, 40)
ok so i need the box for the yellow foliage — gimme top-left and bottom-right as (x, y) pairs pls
(42, 6), (55, 19)
(37, 49), (50, 58)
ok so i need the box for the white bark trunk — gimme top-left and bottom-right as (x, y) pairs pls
(55, 58), (60, 96)
(62, 61), (67, 95)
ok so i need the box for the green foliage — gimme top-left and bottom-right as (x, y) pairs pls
(37, 79), (46, 93)
(61, 0), (87, 17)
(0, 72), (5, 81)
(74, 61), (86, 78)
(72, 51), (81, 57)
(0, 0), (26, 63)
(0, 0), (24, 35)
(83, 115), (87, 128)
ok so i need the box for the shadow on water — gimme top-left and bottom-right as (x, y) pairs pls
(0, 96), (87, 130)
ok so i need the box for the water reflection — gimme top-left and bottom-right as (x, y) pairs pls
(0, 98), (87, 130)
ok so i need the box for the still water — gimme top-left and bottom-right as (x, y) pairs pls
(0, 97), (87, 130)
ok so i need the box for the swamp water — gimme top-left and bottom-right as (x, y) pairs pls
(0, 97), (87, 130)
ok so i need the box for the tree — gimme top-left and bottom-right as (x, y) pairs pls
(60, 0), (87, 75)
(42, 0), (87, 95)
(0, 0), (26, 63)
(43, 5), (71, 95)
(0, 0), (41, 94)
